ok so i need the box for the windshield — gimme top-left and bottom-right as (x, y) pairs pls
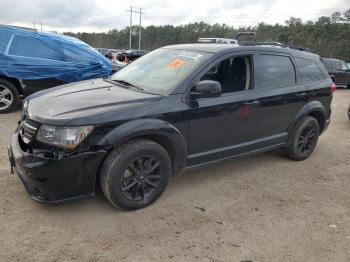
(111, 48), (211, 95)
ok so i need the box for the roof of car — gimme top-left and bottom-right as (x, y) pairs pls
(162, 43), (319, 59)
(0, 24), (36, 32)
(321, 57), (345, 62)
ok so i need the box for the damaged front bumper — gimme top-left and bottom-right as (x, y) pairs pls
(8, 129), (107, 203)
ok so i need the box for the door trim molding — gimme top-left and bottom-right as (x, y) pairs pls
(188, 132), (287, 159)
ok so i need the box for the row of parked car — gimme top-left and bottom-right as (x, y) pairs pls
(1, 25), (349, 116)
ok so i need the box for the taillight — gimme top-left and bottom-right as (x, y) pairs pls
(331, 83), (336, 93)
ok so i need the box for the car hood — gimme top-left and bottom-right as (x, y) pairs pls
(26, 78), (161, 125)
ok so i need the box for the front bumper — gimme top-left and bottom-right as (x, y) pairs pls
(8, 129), (107, 203)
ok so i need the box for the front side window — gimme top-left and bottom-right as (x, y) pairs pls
(8, 35), (64, 61)
(201, 56), (252, 93)
(335, 60), (348, 71)
(112, 48), (211, 95)
(294, 57), (324, 82)
(254, 54), (295, 89)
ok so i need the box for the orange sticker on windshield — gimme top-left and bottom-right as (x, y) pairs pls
(168, 59), (185, 69)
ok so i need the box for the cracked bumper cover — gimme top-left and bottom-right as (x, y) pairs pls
(8, 130), (107, 203)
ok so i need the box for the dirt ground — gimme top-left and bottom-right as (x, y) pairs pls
(0, 90), (349, 262)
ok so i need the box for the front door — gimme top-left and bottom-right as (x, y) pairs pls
(187, 54), (259, 166)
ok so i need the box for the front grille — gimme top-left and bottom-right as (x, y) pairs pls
(19, 115), (40, 144)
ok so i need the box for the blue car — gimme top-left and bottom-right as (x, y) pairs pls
(0, 25), (112, 113)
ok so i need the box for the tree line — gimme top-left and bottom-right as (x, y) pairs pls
(65, 9), (350, 61)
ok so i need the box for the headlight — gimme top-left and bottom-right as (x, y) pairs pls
(36, 124), (93, 149)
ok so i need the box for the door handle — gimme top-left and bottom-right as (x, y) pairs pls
(245, 100), (260, 106)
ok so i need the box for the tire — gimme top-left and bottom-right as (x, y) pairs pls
(0, 79), (19, 113)
(286, 116), (320, 161)
(100, 139), (172, 210)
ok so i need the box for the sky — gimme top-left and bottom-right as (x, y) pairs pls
(0, 0), (348, 33)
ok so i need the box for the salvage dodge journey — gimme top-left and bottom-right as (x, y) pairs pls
(8, 43), (334, 209)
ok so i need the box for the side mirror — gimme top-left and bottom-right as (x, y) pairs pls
(190, 80), (222, 99)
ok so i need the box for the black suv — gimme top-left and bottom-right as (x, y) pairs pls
(8, 44), (334, 210)
(321, 57), (350, 88)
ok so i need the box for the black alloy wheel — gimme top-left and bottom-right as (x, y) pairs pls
(100, 139), (171, 210)
(285, 116), (320, 161)
(297, 124), (317, 155)
(120, 156), (163, 201)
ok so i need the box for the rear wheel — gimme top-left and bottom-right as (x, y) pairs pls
(286, 116), (319, 161)
(0, 79), (19, 113)
(100, 139), (171, 210)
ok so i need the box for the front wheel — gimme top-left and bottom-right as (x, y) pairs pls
(0, 79), (19, 113)
(286, 116), (320, 161)
(100, 139), (171, 210)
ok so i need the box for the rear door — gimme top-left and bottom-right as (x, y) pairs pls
(252, 52), (306, 146)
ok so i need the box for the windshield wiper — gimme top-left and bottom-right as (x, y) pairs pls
(113, 79), (133, 86)
(111, 79), (160, 95)
(113, 79), (144, 90)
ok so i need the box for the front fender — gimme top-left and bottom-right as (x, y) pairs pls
(97, 119), (188, 171)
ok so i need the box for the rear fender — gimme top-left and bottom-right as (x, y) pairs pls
(286, 101), (326, 144)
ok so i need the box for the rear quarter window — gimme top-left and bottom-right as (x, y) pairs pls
(294, 57), (324, 82)
(8, 35), (65, 61)
(254, 54), (296, 89)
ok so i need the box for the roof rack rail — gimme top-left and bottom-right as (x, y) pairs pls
(239, 41), (305, 51)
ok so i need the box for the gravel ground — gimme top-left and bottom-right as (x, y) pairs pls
(0, 90), (349, 262)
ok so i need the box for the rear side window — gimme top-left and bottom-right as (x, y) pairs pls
(0, 29), (14, 54)
(294, 57), (324, 82)
(8, 35), (64, 61)
(254, 54), (295, 89)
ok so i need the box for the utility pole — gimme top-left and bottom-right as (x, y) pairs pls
(33, 21), (36, 29)
(40, 22), (42, 30)
(139, 8), (142, 50)
(125, 6), (145, 50)
(129, 6), (132, 50)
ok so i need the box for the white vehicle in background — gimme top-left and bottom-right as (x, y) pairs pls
(197, 38), (238, 45)
(197, 32), (258, 46)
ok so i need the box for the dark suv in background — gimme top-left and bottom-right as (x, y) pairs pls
(8, 43), (334, 210)
(321, 57), (350, 88)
